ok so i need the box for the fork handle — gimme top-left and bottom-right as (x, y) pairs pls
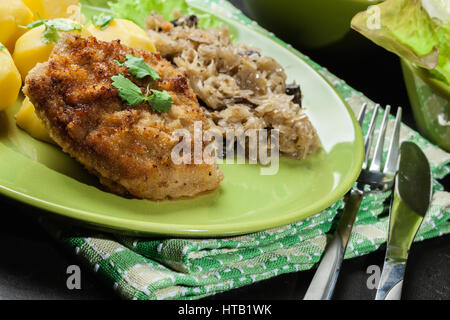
(303, 190), (363, 300)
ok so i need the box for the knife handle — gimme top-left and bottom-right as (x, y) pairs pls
(375, 260), (406, 300)
(303, 190), (363, 300)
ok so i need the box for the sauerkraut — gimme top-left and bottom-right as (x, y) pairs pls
(146, 13), (321, 159)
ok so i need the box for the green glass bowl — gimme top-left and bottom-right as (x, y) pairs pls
(243, 0), (384, 55)
(401, 59), (450, 152)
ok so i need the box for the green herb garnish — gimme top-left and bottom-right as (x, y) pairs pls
(25, 20), (45, 29)
(46, 19), (82, 32)
(24, 18), (82, 44)
(116, 54), (160, 80)
(111, 74), (146, 106)
(40, 24), (60, 44)
(92, 14), (115, 30)
(111, 74), (173, 112)
(147, 89), (173, 113)
(0, 44), (5, 51)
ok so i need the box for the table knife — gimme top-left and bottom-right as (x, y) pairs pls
(375, 141), (432, 300)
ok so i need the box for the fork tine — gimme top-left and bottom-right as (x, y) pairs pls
(383, 107), (402, 174)
(357, 103), (367, 128)
(363, 104), (380, 168)
(369, 105), (391, 172)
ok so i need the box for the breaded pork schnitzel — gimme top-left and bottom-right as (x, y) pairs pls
(24, 34), (223, 200)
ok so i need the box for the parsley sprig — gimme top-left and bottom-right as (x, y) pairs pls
(115, 54), (160, 80)
(112, 54), (172, 113)
(111, 74), (146, 106)
(24, 18), (82, 44)
(92, 14), (115, 30)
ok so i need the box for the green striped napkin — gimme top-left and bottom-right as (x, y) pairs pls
(42, 0), (450, 300)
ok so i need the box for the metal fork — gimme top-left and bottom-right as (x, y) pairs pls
(303, 103), (402, 300)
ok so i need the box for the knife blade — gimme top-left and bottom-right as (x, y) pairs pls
(375, 141), (432, 300)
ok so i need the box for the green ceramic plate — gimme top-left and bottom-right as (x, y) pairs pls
(0, 3), (364, 237)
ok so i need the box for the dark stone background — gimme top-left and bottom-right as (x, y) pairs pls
(0, 0), (448, 300)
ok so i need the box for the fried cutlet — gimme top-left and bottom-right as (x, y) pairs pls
(24, 34), (223, 200)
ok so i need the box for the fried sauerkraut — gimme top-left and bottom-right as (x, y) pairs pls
(146, 13), (320, 159)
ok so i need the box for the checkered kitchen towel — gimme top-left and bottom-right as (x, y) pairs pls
(42, 0), (450, 300)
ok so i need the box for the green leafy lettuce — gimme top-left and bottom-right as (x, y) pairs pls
(351, 0), (450, 86)
(108, 0), (224, 30)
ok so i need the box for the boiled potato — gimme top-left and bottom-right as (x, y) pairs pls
(13, 25), (54, 79)
(0, 0), (33, 52)
(13, 22), (91, 79)
(21, 0), (80, 20)
(0, 45), (22, 111)
(15, 97), (52, 143)
(87, 18), (156, 52)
